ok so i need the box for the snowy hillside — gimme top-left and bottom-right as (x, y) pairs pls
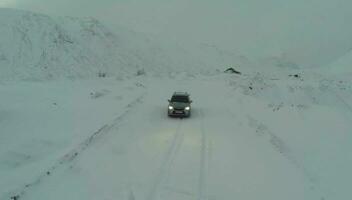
(0, 8), (140, 81)
(326, 50), (352, 74)
(0, 8), (302, 81)
(0, 8), (218, 81)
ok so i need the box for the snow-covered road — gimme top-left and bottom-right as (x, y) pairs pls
(2, 74), (351, 200)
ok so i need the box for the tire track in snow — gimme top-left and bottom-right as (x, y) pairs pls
(247, 116), (328, 200)
(6, 93), (147, 200)
(331, 89), (352, 115)
(147, 119), (184, 200)
(247, 116), (317, 182)
(198, 110), (208, 200)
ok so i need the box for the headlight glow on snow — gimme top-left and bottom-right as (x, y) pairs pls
(185, 106), (190, 110)
(168, 106), (174, 110)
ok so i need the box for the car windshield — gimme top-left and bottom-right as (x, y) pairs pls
(171, 95), (189, 103)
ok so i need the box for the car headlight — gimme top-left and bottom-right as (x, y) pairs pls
(185, 106), (190, 110)
(168, 106), (174, 110)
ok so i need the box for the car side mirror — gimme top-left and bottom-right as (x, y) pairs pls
(168, 99), (171, 102)
(190, 100), (193, 103)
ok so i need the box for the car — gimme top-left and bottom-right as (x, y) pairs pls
(167, 92), (192, 118)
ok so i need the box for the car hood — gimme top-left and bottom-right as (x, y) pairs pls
(170, 102), (189, 109)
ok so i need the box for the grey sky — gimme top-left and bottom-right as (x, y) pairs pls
(2, 0), (352, 67)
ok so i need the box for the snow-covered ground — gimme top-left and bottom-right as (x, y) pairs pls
(0, 77), (146, 199)
(1, 71), (351, 200)
(1, 6), (352, 200)
(325, 50), (352, 74)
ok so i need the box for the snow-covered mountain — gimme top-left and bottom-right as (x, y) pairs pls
(0, 8), (141, 81)
(0, 8), (307, 81)
(0, 8), (214, 81)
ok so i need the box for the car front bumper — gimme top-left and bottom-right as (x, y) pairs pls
(168, 109), (190, 117)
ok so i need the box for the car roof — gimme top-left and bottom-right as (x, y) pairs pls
(172, 92), (189, 96)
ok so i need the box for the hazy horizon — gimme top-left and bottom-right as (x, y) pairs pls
(2, 0), (352, 67)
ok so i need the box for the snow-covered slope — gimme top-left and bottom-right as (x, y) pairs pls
(0, 8), (302, 81)
(325, 50), (352, 74)
(0, 8), (139, 81)
(0, 9), (218, 81)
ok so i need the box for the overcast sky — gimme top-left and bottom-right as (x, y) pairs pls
(2, 0), (352, 67)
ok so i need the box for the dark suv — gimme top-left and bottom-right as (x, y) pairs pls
(168, 92), (192, 117)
